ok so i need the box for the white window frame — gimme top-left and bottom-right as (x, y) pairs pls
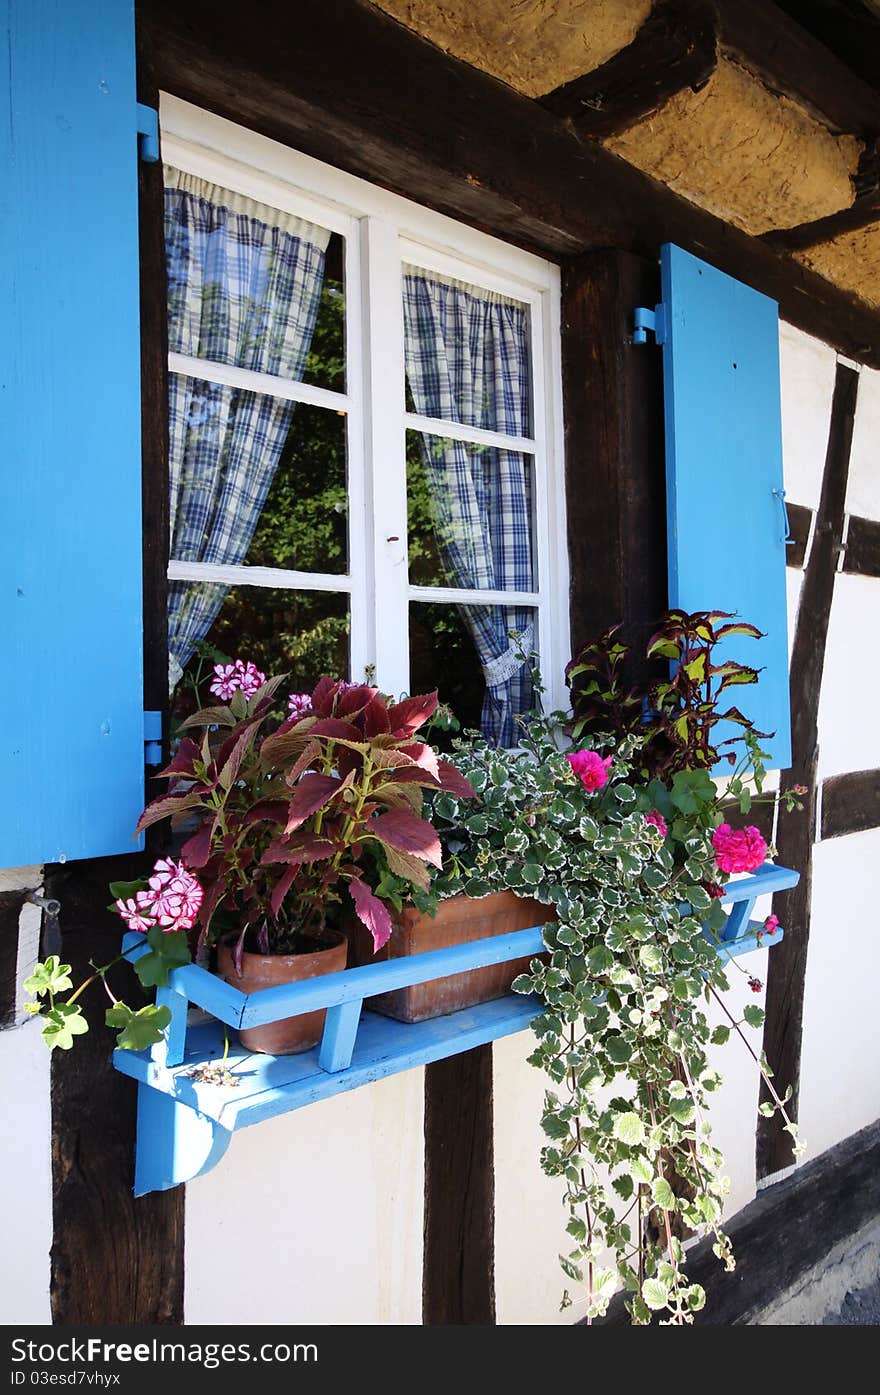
(160, 95), (570, 717)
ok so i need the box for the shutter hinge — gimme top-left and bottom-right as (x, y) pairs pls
(632, 303), (667, 346)
(136, 103), (159, 163)
(144, 710), (163, 766)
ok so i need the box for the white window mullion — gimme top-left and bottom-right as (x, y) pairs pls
(360, 217), (409, 697)
(343, 219), (371, 685)
(168, 352), (351, 416)
(404, 412), (535, 456)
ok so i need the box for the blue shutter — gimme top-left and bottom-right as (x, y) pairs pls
(0, 1), (147, 865)
(658, 243), (792, 770)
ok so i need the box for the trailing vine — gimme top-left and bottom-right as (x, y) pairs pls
(427, 613), (805, 1324)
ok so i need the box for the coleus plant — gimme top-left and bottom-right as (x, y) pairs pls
(25, 669), (476, 1051)
(568, 609), (768, 781)
(137, 670), (477, 962)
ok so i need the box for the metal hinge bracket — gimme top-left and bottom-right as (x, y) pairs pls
(632, 302), (667, 346)
(137, 103), (159, 163)
(144, 710), (163, 766)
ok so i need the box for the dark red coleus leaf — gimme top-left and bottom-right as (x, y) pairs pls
(436, 760), (479, 801)
(362, 694), (392, 737)
(285, 771), (352, 832)
(270, 865), (299, 919)
(337, 684), (377, 719)
(368, 808), (442, 868)
(180, 819), (215, 869)
(348, 875), (394, 952)
(243, 799), (289, 827)
(134, 790), (205, 837)
(156, 737), (202, 781)
(260, 833), (338, 865)
(310, 676), (339, 717)
(307, 718), (364, 742)
(386, 691), (439, 737)
(399, 742), (440, 779)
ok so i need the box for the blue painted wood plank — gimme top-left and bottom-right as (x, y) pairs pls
(236, 924), (549, 1025)
(154, 985), (190, 1069)
(133, 1080), (232, 1197)
(720, 864), (799, 901)
(0, 1), (146, 865)
(720, 898), (755, 942)
(660, 244), (791, 770)
(319, 999), (363, 1073)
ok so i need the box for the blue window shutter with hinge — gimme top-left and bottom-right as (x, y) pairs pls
(0, 1), (148, 866)
(655, 243), (792, 770)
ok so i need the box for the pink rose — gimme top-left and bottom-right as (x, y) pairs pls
(711, 823), (768, 875)
(566, 749), (613, 793)
(644, 810), (668, 838)
(764, 913), (780, 936)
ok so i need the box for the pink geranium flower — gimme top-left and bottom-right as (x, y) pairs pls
(644, 810), (668, 837)
(566, 749), (613, 793)
(114, 896), (156, 934)
(234, 659), (266, 700)
(711, 823), (768, 875)
(133, 859), (204, 934)
(764, 913), (780, 936)
(287, 692), (313, 720)
(210, 662), (239, 701)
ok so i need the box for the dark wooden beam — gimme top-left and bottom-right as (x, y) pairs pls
(0, 893), (23, 1030)
(561, 250), (667, 673)
(821, 768), (880, 839)
(772, 0), (880, 103)
(139, 0), (880, 370)
(716, 0), (880, 137)
(540, 0), (717, 140)
(762, 195), (880, 253)
(423, 1046), (495, 1324)
(758, 363), (859, 1179)
(842, 514), (880, 577)
(46, 855), (184, 1323)
(785, 503), (814, 571)
(598, 1116), (880, 1324)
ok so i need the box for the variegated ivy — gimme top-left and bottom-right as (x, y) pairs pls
(426, 626), (805, 1326)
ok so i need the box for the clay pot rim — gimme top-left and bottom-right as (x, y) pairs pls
(217, 927), (347, 967)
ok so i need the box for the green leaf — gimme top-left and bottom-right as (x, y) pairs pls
(106, 1002), (172, 1052)
(511, 974), (533, 996)
(612, 1174), (634, 1202)
(40, 1002), (88, 1051)
(758, 1101), (776, 1117)
(710, 1025), (731, 1046)
(587, 945), (614, 976)
(613, 1112), (645, 1147)
(743, 1005), (765, 1029)
(605, 1034), (631, 1065)
(686, 1284), (707, 1312)
(652, 1178), (676, 1209)
(24, 957), (73, 998)
(132, 928), (192, 990)
(108, 879), (147, 903)
(628, 1155), (654, 1186)
(642, 1278), (670, 1311)
(638, 944), (664, 973)
(669, 1098), (696, 1125)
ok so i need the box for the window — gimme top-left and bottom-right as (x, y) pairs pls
(160, 97), (569, 743)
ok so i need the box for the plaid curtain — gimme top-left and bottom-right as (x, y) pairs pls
(164, 168), (330, 685)
(402, 268), (534, 745)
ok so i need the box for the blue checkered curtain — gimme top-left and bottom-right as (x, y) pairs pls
(164, 168), (330, 685)
(402, 268), (535, 745)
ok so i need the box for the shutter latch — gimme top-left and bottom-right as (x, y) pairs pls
(144, 710), (163, 766)
(632, 303), (667, 346)
(136, 103), (159, 163)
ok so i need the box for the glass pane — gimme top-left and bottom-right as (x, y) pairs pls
(169, 583), (349, 719)
(168, 386), (348, 575)
(409, 602), (537, 748)
(406, 430), (536, 590)
(165, 168), (344, 391)
(402, 265), (532, 436)
(244, 402), (348, 573)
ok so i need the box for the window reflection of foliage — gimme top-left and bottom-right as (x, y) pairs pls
(409, 602), (484, 746)
(202, 587), (349, 691)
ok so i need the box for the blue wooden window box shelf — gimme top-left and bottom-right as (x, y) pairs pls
(114, 862), (798, 1195)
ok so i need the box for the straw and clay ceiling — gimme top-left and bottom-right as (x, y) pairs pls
(370, 0), (880, 311)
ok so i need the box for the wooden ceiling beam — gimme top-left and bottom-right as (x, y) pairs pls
(540, 0), (717, 139)
(139, 0), (880, 367)
(716, 0), (880, 137)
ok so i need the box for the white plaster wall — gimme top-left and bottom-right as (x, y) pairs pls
(816, 573), (880, 780)
(798, 829), (880, 1160)
(779, 322), (837, 511)
(0, 867), (52, 1324)
(846, 364), (880, 521)
(184, 1067), (424, 1324)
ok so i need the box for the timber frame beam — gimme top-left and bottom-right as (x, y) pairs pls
(138, 0), (880, 368)
(540, 0), (718, 139)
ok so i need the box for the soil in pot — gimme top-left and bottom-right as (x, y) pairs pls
(216, 930), (348, 1056)
(349, 890), (549, 1023)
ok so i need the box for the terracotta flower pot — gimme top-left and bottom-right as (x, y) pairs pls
(350, 890), (550, 1023)
(217, 931), (348, 1056)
